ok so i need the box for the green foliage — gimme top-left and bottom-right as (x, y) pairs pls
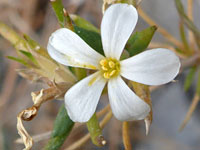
(19, 50), (38, 66)
(7, 56), (29, 67)
(44, 105), (74, 150)
(126, 26), (157, 56)
(51, 0), (104, 56)
(179, 22), (189, 50)
(44, 1), (76, 149)
(184, 66), (197, 91)
(196, 70), (200, 96)
(0, 22), (51, 67)
(23, 34), (51, 59)
(50, 0), (67, 28)
(71, 15), (99, 33)
(175, 0), (200, 48)
(74, 26), (104, 55)
(0, 22), (30, 60)
(86, 114), (104, 147)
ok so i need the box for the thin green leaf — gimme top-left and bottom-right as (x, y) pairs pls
(44, 104), (74, 150)
(184, 66), (197, 91)
(175, 0), (200, 48)
(70, 14), (99, 33)
(7, 56), (29, 67)
(179, 21), (189, 50)
(175, 47), (186, 55)
(74, 26), (104, 55)
(23, 34), (51, 59)
(0, 22), (30, 58)
(51, 0), (73, 29)
(126, 26), (157, 56)
(196, 70), (200, 96)
(50, 0), (66, 27)
(0, 22), (50, 60)
(19, 50), (38, 66)
(86, 114), (105, 147)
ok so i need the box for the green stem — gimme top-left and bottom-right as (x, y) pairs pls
(86, 114), (106, 147)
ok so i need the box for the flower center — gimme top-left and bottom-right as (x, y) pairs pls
(99, 58), (120, 79)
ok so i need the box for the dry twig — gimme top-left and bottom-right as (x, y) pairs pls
(187, 0), (195, 46)
(138, 7), (182, 48)
(65, 111), (112, 150)
(122, 122), (132, 150)
(17, 82), (72, 150)
(179, 93), (199, 131)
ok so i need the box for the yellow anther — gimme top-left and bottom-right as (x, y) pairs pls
(100, 59), (107, 66)
(109, 70), (116, 76)
(108, 61), (115, 68)
(103, 72), (110, 79)
(100, 58), (120, 79)
(101, 66), (108, 71)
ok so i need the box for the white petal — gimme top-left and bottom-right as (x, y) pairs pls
(120, 48), (181, 85)
(47, 28), (104, 69)
(108, 76), (150, 121)
(101, 4), (138, 60)
(65, 71), (106, 122)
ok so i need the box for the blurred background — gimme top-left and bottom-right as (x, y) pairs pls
(0, 0), (200, 149)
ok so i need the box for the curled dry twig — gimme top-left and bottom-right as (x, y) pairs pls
(17, 81), (72, 150)
(16, 104), (111, 144)
(17, 110), (34, 150)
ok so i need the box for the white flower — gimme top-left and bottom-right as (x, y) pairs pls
(47, 4), (180, 122)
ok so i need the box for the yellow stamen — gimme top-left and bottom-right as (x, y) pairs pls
(103, 72), (110, 79)
(109, 70), (116, 76)
(102, 66), (108, 71)
(108, 61), (115, 68)
(100, 59), (107, 66)
(99, 58), (120, 79)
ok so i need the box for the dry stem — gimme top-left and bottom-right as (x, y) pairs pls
(17, 111), (34, 150)
(65, 111), (112, 150)
(179, 93), (199, 131)
(16, 104), (111, 144)
(187, 0), (195, 46)
(16, 82), (72, 150)
(122, 122), (132, 150)
(138, 7), (182, 48)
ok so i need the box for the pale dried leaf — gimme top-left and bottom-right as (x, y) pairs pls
(16, 131), (51, 144)
(31, 82), (72, 106)
(25, 43), (76, 83)
(17, 110), (34, 150)
(17, 69), (49, 83)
